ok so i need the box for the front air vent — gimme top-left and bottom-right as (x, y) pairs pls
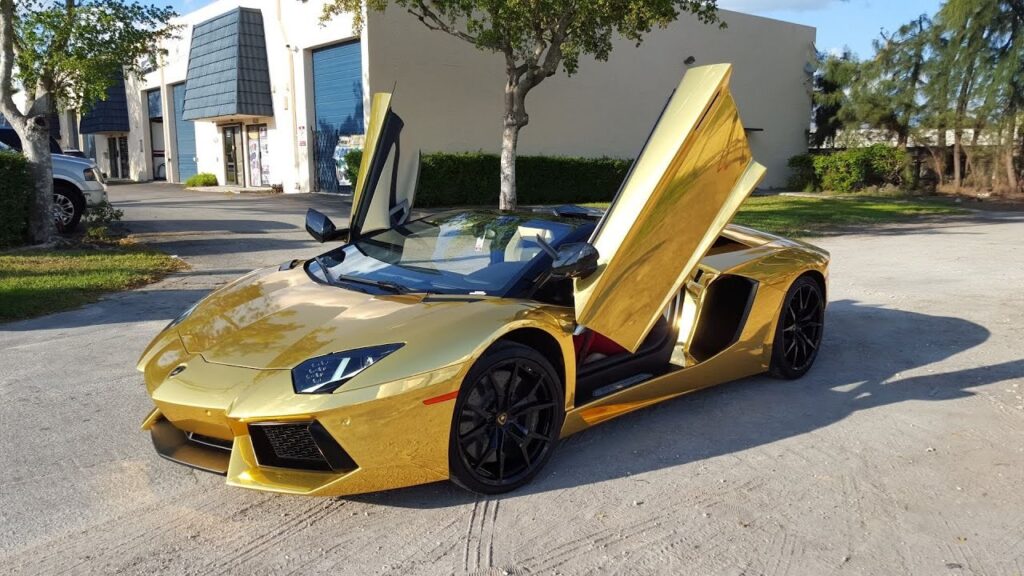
(248, 421), (357, 472)
(186, 431), (233, 451)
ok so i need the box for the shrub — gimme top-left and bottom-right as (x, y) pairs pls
(185, 172), (218, 187)
(813, 151), (867, 193)
(82, 201), (125, 242)
(811, 145), (911, 193)
(787, 154), (818, 191)
(861, 144), (909, 187)
(0, 150), (33, 248)
(416, 152), (632, 207)
(344, 148), (362, 185)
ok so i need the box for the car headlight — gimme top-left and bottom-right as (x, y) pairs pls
(165, 300), (200, 331)
(292, 344), (404, 394)
(83, 167), (98, 181)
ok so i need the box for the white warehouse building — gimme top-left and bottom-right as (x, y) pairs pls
(70, 0), (815, 193)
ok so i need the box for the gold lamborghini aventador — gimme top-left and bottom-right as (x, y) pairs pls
(138, 64), (829, 496)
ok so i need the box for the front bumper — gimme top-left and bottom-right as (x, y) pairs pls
(142, 358), (468, 496)
(81, 181), (107, 207)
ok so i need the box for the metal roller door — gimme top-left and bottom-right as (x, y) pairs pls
(312, 40), (364, 193)
(172, 83), (198, 182)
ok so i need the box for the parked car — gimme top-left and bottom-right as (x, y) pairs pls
(0, 128), (107, 231)
(138, 64), (830, 496)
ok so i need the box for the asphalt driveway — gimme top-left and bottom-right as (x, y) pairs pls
(1, 183), (1022, 575)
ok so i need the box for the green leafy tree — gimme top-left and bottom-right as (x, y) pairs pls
(321, 0), (722, 210)
(0, 0), (177, 244)
(844, 15), (932, 149)
(810, 49), (857, 148)
(935, 0), (1023, 191)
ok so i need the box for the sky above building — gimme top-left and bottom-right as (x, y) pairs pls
(166, 0), (944, 60)
(717, 0), (943, 58)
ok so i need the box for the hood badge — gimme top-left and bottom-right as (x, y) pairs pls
(169, 365), (187, 377)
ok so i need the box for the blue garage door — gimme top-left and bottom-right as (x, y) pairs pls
(312, 40), (364, 193)
(172, 83), (198, 182)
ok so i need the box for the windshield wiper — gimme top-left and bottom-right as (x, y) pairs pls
(312, 255), (337, 284)
(336, 274), (410, 294)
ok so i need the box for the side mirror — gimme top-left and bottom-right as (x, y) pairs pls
(550, 242), (599, 280)
(305, 209), (348, 243)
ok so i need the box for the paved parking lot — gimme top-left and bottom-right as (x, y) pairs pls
(2, 183), (1023, 575)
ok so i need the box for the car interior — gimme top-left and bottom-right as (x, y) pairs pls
(529, 220), (761, 407)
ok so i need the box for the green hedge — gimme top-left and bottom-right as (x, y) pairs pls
(185, 172), (218, 187)
(0, 150), (33, 248)
(343, 150), (631, 207)
(787, 154), (818, 192)
(790, 145), (910, 193)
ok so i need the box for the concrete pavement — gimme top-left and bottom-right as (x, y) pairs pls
(1, 183), (1022, 575)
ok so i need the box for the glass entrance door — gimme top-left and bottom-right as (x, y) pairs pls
(106, 135), (130, 179)
(222, 125), (243, 185)
(246, 124), (270, 187)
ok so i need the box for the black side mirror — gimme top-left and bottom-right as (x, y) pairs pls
(305, 209), (348, 243)
(550, 242), (599, 280)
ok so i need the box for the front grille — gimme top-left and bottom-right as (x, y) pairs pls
(249, 421), (357, 472)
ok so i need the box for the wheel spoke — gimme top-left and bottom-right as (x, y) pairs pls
(510, 401), (554, 418)
(460, 420), (489, 441)
(510, 375), (546, 413)
(486, 371), (504, 411)
(464, 404), (491, 422)
(474, 431), (499, 473)
(496, 429), (507, 480)
(505, 362), (520, 409)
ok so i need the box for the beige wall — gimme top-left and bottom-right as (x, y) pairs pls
(365, 8), (815, 189)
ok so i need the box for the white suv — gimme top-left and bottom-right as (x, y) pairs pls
(0, 129), (108, 231)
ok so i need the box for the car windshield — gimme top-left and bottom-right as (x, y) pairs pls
(308, 210), (585, 295)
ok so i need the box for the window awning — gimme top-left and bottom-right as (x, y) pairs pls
(79, 74), (129, 134)
(181, 7), (274, 121)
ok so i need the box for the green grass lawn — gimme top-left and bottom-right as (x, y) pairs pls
(586, 194), (967, 237)
(0, 245), (186, 322)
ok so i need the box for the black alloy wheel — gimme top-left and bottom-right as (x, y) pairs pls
(770, 276), (825, 379)
(449, 342), (563, 494)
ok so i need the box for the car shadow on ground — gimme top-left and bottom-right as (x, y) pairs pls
(347, 298), (1023, 508)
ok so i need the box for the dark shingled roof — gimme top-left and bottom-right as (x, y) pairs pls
(181, 7), (273, 121)
(79, 73), (129, 134)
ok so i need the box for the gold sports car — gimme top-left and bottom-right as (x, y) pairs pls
(138, 64), (829, 496)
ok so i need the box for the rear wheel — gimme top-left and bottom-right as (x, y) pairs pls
(449, 342), (563, 495)
(769, 275), (825, 379)
(53, 184), (84, 233)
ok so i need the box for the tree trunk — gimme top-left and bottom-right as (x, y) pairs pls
(1005, 111), (1019, 192)
(500, 64), (532, 211)
(953, 130), (963, 191)
(499, 121), (519, 211)
(22, 117), (56, 243)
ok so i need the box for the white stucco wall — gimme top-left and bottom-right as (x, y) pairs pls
(365, 8), (815, 189)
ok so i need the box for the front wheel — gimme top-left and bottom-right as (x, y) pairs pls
(769, 275), (825, 379)
(449, 342), (563, 495)
(53, 185), (84, 233)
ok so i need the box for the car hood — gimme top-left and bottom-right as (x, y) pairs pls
(53, 153), (96, 168)
(176, 265), (500, 371)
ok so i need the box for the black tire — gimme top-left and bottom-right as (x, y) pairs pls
(449, 341), (564, 495)
(53, 183), (85, 233)
(769, 275), (825, 379)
